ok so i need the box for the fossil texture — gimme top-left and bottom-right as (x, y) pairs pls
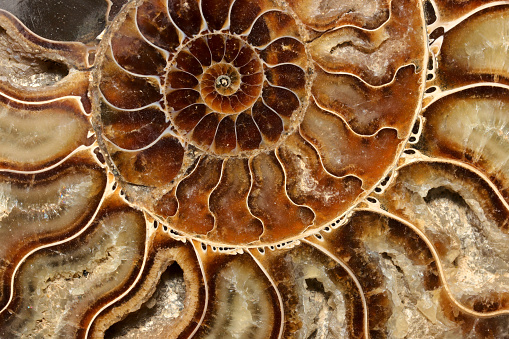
(0, 0), (508, 338)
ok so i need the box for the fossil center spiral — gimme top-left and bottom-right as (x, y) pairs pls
(90, 0), (427, 247)
(188, 34), (263, 114)
(216, 74), (232, 90)
(165, 33), (287, 156)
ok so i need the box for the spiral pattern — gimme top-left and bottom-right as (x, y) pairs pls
(165, 32), (301, 155)
(91, 0), (427, 246)
(4, 1), (509, 337)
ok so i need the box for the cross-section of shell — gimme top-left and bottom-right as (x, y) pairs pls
(0, 0), (508, 338)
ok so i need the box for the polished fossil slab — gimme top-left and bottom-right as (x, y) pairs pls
(0, 0), (508, 338)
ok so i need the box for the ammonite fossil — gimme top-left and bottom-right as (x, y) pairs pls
(0, 0), (509, 337)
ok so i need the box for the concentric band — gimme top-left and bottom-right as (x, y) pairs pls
(165, 33), (308, 156)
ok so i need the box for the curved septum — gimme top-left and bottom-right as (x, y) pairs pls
(91, 0), (427, 247)
(165, 32), (309, 157)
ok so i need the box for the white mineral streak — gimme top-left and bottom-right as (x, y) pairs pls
(425, 191), (509, 298)
(299, 263), (348, 338)
(448, 10), (509, 77)
(311, 0), (379, 22)
(364, 237), (462, 338)
(296, 155), (319, 194)
(0, 30), (67, 88)
(294, 154), (337, 203)
(282, 251), (348, 339)
(204, 260), (272, 339)
(0, 178), (90, 222)
(3, 211), (143, 337)
(392, 169), (509, 307)
(0, 183), (12, 222)
(108, 265), (186, 339)
(290, 0), (386, 34)
(0, 103), (88, 165)
(436, 98), (509, 175)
